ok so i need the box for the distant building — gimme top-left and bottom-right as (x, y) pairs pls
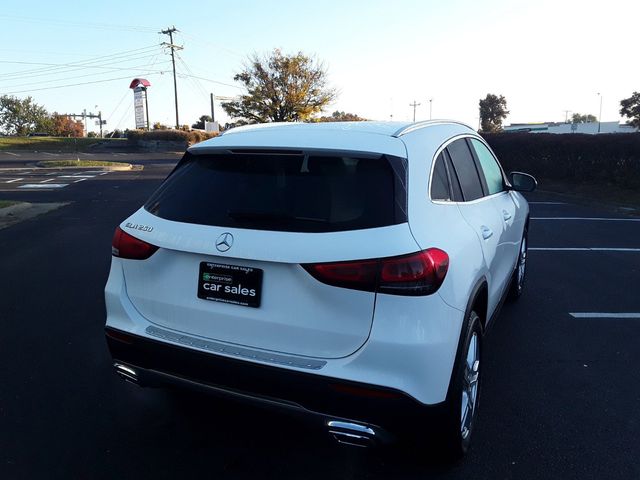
(503, 121), (637, 134)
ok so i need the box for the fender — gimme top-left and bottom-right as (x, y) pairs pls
(442, 276), (488, 402)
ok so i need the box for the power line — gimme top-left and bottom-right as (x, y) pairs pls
(175, 53), (208, 99)
(2, 72), (165, 95)
(0, 45), (161, 79)
(0, 61), (171, 90)
(0, 14), (157, 33)
(179, 31), (244, 59)
(177, 72), (244, 90)
(106, 90), (131, 124)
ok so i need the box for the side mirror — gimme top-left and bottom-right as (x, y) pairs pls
(509, 172), (537, 192)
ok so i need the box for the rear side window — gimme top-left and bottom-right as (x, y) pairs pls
(446, 139), (484, 201)
(470, 138), (504, 195)
(430, 153), (451, 201)
(145, 151), (408, 233)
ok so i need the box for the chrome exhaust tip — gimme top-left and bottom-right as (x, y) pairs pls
(114, 363), (139, 385)
(327, 420), (377, 448)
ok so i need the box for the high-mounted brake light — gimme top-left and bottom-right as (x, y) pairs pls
(303, 249), (449, 296)
(112, 226), (159, 260)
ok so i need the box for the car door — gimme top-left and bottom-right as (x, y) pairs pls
(445, 137), (505, 318)
(468, 137), (521, 295)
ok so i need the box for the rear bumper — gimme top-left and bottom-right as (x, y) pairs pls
(106, 327), (440, 439)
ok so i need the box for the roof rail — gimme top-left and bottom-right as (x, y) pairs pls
(392, 120), (475, 137)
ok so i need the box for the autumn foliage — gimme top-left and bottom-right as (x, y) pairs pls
(50, 114), (84, 137)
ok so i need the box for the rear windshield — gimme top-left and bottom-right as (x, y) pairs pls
(144, 150), (408, 233)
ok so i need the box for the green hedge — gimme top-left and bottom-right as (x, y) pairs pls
(127, 129), (218, 144)
(482, 133), (640, 189)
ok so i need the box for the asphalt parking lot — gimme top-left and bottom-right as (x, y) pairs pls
(1, 159), (639, 479)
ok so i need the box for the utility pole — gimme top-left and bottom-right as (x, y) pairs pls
(210, 93), (215, 123)
(409, 100), (421, 122)
(597, 93), (603, 133)
(429, 98), (433, 120)
(160, 26), (182, 129)
(563, 110), (571, 123)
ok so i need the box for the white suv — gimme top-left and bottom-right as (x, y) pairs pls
(105, 120), (536, 458)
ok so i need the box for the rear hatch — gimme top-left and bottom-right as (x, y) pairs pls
(120, 148), (415, 359)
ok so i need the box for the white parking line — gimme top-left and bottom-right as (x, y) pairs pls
(18, 183), (68, 189)
(39, 178), (54, 183)
(74, 178), (87, 183)
(529, 248), (640, 252)
(5, 178), (24, 183)
(2, 152), (20, 156)
(41, 152), (59, 157)
(531, 217), (640, 222)
(57, 175), (95, 178)
(570, 312), (640, 319)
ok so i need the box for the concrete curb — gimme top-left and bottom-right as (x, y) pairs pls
(0, 202), (70, 229)
(35, 161), (134, 170)
(0, 202), (32, 217)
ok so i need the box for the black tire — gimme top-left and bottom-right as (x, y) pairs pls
(508, 228), (528, 301)
(406, 310), (483, 463)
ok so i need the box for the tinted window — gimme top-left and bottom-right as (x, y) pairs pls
(431, 153), (450, 201)
(145, 151), (408, 233)
(446, 139), (484, 201)
(470, 138), (504, 195)
(443, 150), (464, 202)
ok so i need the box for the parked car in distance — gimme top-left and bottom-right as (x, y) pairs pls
(105, 120), (536, 460)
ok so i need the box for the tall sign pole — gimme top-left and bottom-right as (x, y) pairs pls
(129, 78), (152, 130)
(161, 26), (182, 129)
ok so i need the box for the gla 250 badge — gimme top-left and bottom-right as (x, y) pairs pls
(125, 222), (153, 232)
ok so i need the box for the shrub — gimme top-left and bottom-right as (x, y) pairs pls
(126, 129), (218, 144)
(482, 133), (640, 189)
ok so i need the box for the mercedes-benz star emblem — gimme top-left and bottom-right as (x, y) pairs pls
(215, 232), (234, 252)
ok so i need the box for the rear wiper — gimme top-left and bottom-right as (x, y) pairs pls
(227, 210), (328, 223)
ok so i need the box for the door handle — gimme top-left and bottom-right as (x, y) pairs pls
(502, 210), (512, 221)
(480, 225), (493, 240)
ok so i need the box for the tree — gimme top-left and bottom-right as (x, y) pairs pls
(0, 95), (50, 135)
(50, 113), (84, 137)
(571, 113), (597, 124)
(152, 122), (168, 130)
(479, 94), (509, 133)
(312, 111), (366, 122)
(620, 92), (640, 128)
(191, 115), (212, 129)
(222, 49), (337, 123)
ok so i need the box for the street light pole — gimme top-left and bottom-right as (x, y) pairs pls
(429, 98), (433, 120)
(597, 93), (603, 134)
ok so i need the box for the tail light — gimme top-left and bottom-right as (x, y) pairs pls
(303, 249), (449, 296)
(112, 226), (158, 260)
